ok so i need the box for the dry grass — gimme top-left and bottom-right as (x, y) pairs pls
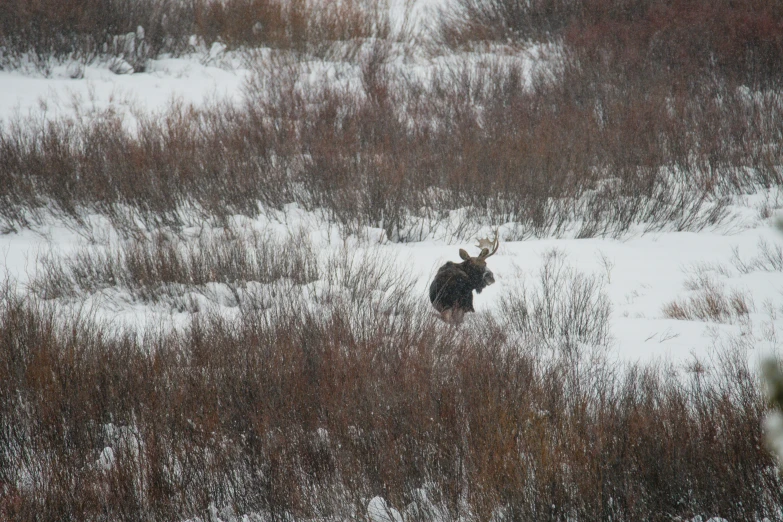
(28, 226), (419, 329)
(663, 266), (755, 324)
(663, 286), (754, 323)
(194, 0), (394, 58)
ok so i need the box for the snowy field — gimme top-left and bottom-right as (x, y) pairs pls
(2, 3), (783, 518)
(2, 49), (782, 372)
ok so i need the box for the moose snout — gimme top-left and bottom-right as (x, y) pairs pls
(483, 269), (495, 286)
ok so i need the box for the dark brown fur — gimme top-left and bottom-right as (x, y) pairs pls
(429, 248), (496, 324)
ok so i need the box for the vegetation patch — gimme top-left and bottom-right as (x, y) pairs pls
(0, 281), (779, 521)
(2, 0), (783, 519)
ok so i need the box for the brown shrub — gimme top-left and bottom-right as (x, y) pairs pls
(436, 0), (783, 88)
(194, 0), (390, 53)
(0, 0), (393, 72)
(1, 273), (781, 520)
(2, 0), (783, 239)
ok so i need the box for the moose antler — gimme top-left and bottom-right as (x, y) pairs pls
(476, 228), (500, 259)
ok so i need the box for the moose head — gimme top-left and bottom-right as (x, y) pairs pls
(429, 230), (500, 325)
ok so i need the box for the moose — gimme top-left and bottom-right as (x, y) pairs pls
(429, 230), (500, 325)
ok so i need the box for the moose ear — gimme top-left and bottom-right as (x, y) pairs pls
(459, 248), (470, 260)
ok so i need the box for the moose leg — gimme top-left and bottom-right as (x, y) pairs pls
(440, 308), (454, 324)
(433, 307), (465, 326)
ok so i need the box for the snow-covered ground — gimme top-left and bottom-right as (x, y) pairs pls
(4, 17), (783, 519)
(0, 50), (249, 122)
(2, 47), (783, 375)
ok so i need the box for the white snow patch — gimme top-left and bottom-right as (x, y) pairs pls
(368, 496), (403, 522)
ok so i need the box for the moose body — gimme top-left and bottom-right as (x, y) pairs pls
(429, 232), (499, 325)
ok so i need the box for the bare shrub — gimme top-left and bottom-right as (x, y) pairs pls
(194, 0), (393, 57)
(0, 0), (197, 72)
(0, 57), (755, 238)
(0, 0), (395, 73)
(426, 0), (783, 239)
(2, 4), (783, 240)
(435, 0), (783, 88)
(0, 52), (773, 240)
(2, 275), (780, 520)
(28, 225), (420, 327)
(732, 238), (783, 274)
(29, 226), (321, 310)
(433, 0), (582, 49)
(500, 248), (612, 350)
(0, 97), (293, 232)
(567, 0), (783, 89)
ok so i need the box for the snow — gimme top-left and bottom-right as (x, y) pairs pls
(2, 14), (783, 520)
(368, 496), (403, 522)
(0, 54), (249, 124)
(1, 45), (783, 374)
